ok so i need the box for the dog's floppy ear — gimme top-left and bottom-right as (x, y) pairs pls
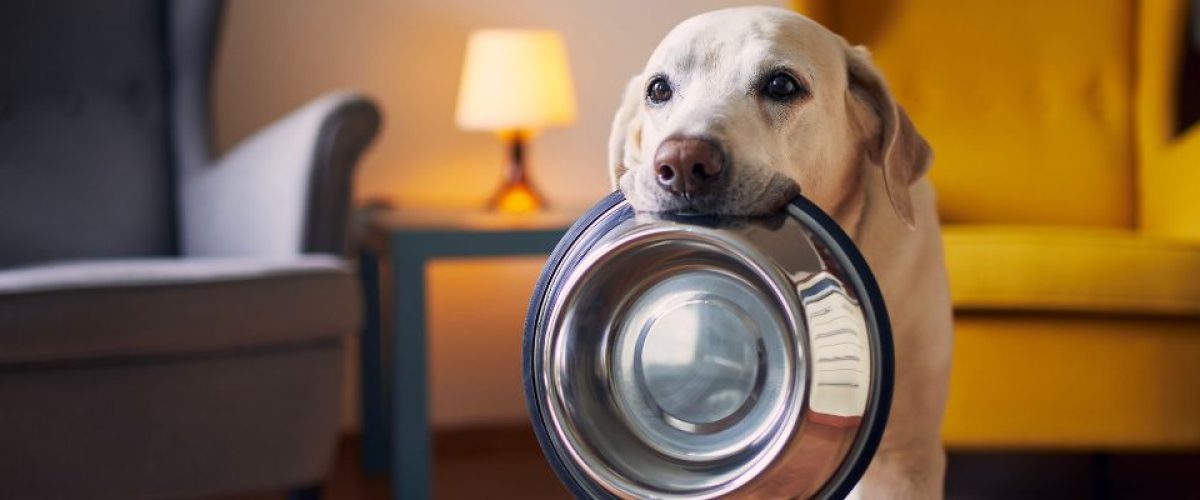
(608, 75), (646, 189)
(844, 45), (932, 228)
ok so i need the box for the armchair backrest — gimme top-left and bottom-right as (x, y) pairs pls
(0, 0), (222, 268)
(1136, 0), (1200, 241)
(797, 0), (1139, 228)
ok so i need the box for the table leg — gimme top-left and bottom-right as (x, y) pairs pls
(391, 246), (430, 500)
(358, 250), (388, 473)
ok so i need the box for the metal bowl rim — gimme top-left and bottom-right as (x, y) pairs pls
(522, 192), (895, 500)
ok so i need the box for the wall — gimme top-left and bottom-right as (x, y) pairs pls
(214, 0), (784, 429)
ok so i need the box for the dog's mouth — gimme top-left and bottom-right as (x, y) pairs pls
(649, 191), (727, 215)
(647, 179), (799, 217)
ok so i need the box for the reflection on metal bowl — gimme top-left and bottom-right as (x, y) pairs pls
(523, 191), (894, 499)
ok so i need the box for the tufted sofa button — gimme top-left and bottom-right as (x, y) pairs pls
(1026, 82), (1047, 119)
(63, 91), (86, 116)
(965, 84), (991, 113)
(1083, 72), (1108, 123)
(122, 78), (146, 116)
(894, 75), (920, 108)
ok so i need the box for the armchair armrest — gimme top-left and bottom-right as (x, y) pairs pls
(181, 92), (381, 258)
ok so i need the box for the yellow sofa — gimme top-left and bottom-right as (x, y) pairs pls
(795, 0), (1200, 449)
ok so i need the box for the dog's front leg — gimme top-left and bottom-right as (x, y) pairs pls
(852, 182), (954, 499)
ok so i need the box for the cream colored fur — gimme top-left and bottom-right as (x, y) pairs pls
(608, 7), (954, 498)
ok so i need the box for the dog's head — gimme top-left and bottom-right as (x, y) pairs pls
(609, 7), (930, 226)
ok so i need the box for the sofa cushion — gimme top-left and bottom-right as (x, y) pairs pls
(944, 225), (1200, 315)
(0, 256), (359, 366)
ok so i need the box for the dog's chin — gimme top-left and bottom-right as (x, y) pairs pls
(648, 194), (788, 216)
(620, 170), (799, 216)
(622, 188), (798, 217)
(637, 192), (726, 215)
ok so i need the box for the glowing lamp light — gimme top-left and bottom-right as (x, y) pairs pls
(455, 29), (577, 213)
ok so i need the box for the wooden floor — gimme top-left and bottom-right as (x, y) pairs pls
(232, 426), (567, 500)
(231, 426), (1200, 499)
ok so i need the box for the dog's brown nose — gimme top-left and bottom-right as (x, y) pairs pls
(654, 137), (725, 196)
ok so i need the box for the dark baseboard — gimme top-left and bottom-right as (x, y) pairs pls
(431, 423), (544, 457)
(946, 450), (1200, 499)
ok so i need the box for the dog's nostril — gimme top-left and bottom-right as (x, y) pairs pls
(653, 136), (725, 196)
(657, 164), (675, 181)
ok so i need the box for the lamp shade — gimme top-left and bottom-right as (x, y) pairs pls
(455, 29), (577, 131)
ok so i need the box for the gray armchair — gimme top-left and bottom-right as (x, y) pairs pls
(0, 0), (380, 498)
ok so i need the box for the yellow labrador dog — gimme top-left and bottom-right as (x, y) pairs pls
(608, 7), (953, 499)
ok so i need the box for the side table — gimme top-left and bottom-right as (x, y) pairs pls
(357, 208), (578, 500)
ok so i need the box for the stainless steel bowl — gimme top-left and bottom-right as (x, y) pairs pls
(523, 192), (893, 499)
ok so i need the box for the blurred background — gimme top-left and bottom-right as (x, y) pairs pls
(2, 0), (1199, 498)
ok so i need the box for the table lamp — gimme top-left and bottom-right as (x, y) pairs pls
(455, 29), (577, 213)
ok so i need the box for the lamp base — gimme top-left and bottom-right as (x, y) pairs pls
(488, 178), (545, 214)
(488, 130), (546, 214)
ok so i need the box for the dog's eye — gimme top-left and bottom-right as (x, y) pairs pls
(647, 77), (673, 104)
(764, 73), (803, 101)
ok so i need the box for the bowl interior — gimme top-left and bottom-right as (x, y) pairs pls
(542, 226), (807, 497)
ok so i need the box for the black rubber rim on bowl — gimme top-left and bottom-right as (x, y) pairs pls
(522, 191), (894, 499)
